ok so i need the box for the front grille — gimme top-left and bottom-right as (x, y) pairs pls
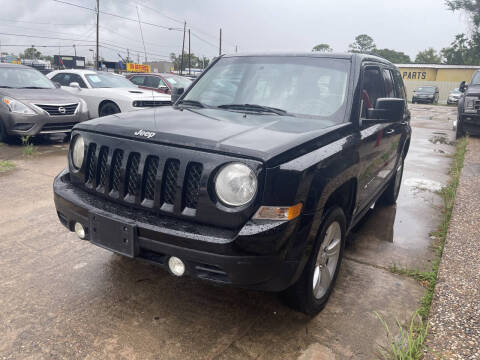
(35, 103), (78, 116)
(83, 144), (203, 214)
(41, 122), (77, 132)
(134, 100), (171, 107)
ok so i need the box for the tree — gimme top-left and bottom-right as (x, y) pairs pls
(373, 48), (411, 63)
(169, 52), (210, 71)
(349, 34), (376, 54)
(20, 47), (42, 60)
(312, 44), (332, 52)
(415, 48), (442, 64)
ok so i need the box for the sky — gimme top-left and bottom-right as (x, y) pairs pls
(0, 0), (470, 63)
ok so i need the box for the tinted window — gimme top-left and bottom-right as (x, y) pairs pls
(144, 76), (161, 88)
(362, 67), (385, 109)
(129, 76), (145, 86)
(184, 56), (350, 122)
(51, 73), (67, 85)
(383, 69), (395, 98)
(392, 71), (407, 99)
(67, 74), (87, 88)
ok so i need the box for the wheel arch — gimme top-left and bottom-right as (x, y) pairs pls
(98, 99), (120, 116)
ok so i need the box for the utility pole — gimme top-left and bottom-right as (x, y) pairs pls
(219, 28), (222, 56)
(235, 45), (238, 53)
(73, 44), (77, 68)
(180, 21), (186, 75)
(127, 48), (130, 63)
(188, 29), (191, 75)
(95, 0), (99, 70)
(136, 5), (147, 64)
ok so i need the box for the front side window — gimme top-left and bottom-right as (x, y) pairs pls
(85, 73), (136, 88)
(361, 67), (385, 117)
(144, 76), (161, 88)
(0, 67), (55, 89)
(393, 71), (407, 99)
(184, 56), (350, 122)
(383, 69), (395, 98)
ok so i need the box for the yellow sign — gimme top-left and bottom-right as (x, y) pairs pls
(11, 59), (21, 64)
(399, 68), (436, 81)
(126, 63), (151, 73)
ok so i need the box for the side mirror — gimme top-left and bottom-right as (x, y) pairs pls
(459, 81), (467, 93)
(69, 82), (81, 90)
(366, 98), (405, 123)
(171, 87), (184, 104)
(53, 82), (61, 88)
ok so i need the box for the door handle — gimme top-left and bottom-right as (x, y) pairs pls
(385, 129), (395, 135)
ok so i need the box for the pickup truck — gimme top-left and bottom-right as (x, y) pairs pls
(457, 71), (480, 138)
(53, 53), (411, 315)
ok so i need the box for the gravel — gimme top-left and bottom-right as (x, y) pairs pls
(426, 137), (480, 359)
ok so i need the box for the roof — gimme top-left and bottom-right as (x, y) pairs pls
(395, 63), (480, 69)
(221, 52), (393, 65)
(51, 69), (98, 75)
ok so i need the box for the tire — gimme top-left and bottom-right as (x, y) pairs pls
(412, 98), (416, 104)
(99, 102), (121, 117)
(378, 155), (404, 205)
(282, 206), (346, 315)
(456, 115), (465, 139)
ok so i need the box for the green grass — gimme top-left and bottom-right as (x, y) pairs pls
(380, 137), (468, 358)
(21, 136), (36, 156)
(376, 311), (427, 360)
(0, 160), (15, 173)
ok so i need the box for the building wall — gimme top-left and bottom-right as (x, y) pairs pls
(145, 61), (173, 73)
(398, 66), (477, 104)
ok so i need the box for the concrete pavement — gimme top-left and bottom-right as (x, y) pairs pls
(0, 105), (456, 359)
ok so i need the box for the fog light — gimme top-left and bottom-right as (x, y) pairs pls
(74, 222), (86, 239)
(168, 256), (185, 276)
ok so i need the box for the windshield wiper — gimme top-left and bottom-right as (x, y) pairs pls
(0, 86), (13, 88)
(19, 86), (49, 89)
(217, 104), (291, 116)
(176, 99), (206, 108)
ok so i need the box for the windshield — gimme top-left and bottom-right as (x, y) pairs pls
(183, 56), (350, 121)
(416, 87), (435, 94)
(0, 67), (55, 89)
(164, 75), (192, 89)
(451, 88), (461, 94)
(471, 71), (480, 85)
(85, 73), (137, 88)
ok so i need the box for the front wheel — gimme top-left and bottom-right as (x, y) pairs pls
(379, 155), (404, 205)
(0, 119), (12, 143)
(456, 115), (465, 139)
(282, 207), (346, 315)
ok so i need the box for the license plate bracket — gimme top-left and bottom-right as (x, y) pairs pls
(89, 212), (136, 258)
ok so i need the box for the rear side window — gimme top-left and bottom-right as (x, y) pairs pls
(361, 67), (385, 112)
(129, 76), (145, 86)
(144, 76), (161, 88)
(392, 70), (407, 99)
(383, 69), (395, 98)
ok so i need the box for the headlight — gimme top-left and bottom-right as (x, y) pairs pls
(71, 135), (85, 169)
(2, 96), (35, 115)
(465, 96), (477, 112)
(215, 163), (257, 207)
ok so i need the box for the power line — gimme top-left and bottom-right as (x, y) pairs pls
(53, 0), (183, 31)
(191, 32), (218, 49)
(130, 1), (184, 25)
(0, 32), (96, 43)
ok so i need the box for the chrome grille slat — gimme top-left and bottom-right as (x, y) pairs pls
(36, 103), (78, 116)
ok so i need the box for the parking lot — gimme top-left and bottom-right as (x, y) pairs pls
(0, 104), (459, 359)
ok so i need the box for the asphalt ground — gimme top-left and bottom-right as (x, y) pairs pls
(0, 104), (457, 359)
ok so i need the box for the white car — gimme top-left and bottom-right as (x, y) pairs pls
(47, 69), (171, 118)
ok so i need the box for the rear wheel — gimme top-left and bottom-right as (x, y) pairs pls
(99, 102), (121, 117)
(379, 155), (404, 205)
(282, 207), (346, 315)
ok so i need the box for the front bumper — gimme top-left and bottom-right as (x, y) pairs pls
(3, 110), (89, 136)
(412, 96), (434, 103)
(53, 169), (303, 291)
(460, 113), (480, 135)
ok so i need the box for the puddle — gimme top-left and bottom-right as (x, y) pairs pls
(429, 135), (455, 145)
(404, 178), (443, 193)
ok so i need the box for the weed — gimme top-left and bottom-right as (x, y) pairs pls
(376, 311), (427, 360)
(380, 137), (467, 357)
(0, 160), (15, 173)
(21, 136), (36, 156)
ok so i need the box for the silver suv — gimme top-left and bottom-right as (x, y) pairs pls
(0, 63), (89, 142)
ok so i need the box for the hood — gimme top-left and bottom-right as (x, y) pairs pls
(75, 106), (340, 162)
(0, 88), (81, 102)
(466, 84), (480, 97)
(97, 87), (171, 101)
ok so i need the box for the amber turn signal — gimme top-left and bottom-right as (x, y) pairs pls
(253, 203), (303, 221)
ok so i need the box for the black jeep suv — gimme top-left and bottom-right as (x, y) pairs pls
(456, 70), (480, 138)
(54, 53), (411, 315)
